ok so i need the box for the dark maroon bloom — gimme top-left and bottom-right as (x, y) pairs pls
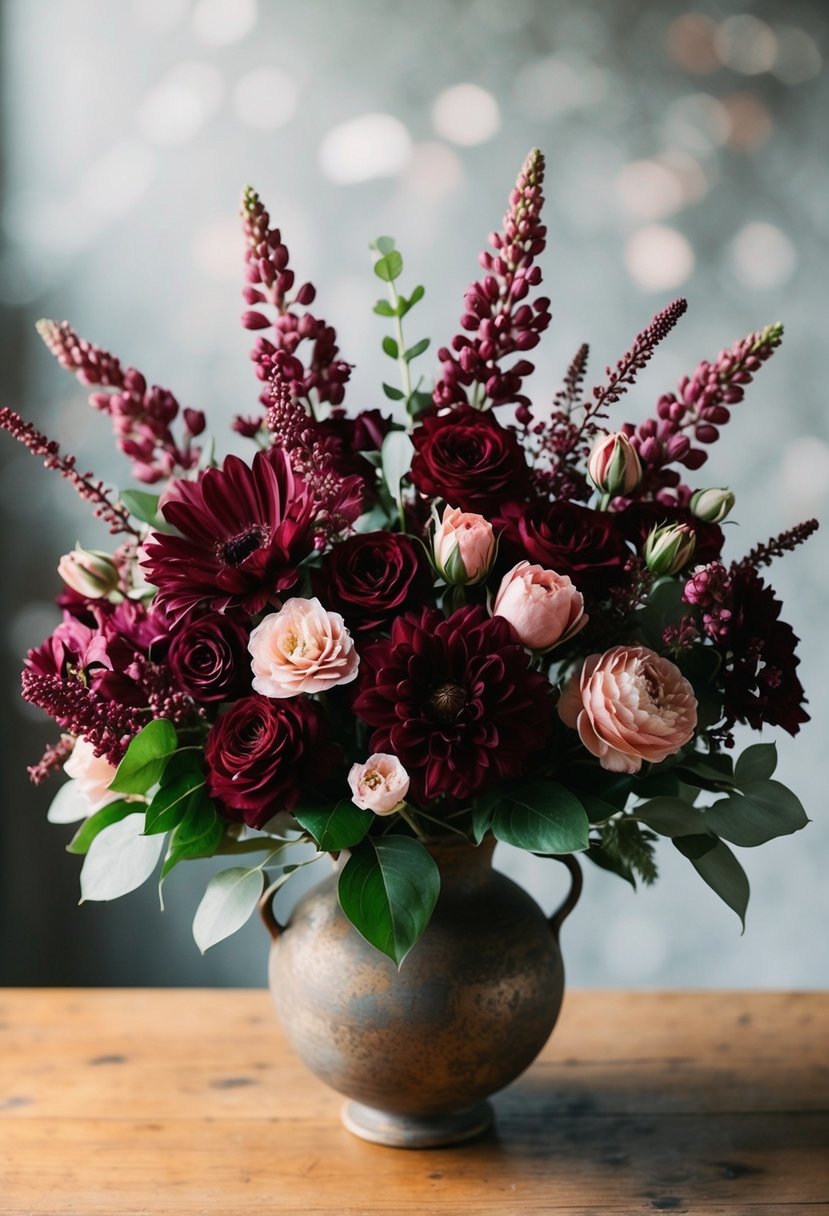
(315, 532), (432, 634)
(720, 567), (809, 737)
(617, 502), (724, 569)
(205, 695), (338, 829)
(353, 606), (554, 803)
(410, 406), (530, 513)
(141, 448), (315, 621)
(315, 408), (391, 501)
(496, 499), (632, 595)
(168, 613), (251, 703)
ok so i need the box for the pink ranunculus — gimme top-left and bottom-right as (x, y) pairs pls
(249, 597), (359, 698)
(348, 753), (410, 815)
(493, 561), (587, 651)
(558, 645), (698, 774)
(433, 505), (495, 586)
(63, 737), (119, 813)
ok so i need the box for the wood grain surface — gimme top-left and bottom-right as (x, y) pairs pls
(0, 989), (827, 1214)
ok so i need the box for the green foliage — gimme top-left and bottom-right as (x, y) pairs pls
(734, 743), (777, 785)
(144, 772), (207, 836)
(634, 797), (709, 838)
(159, 790), (224, 885)
(600, 818), (659, 886)
(192, 866), (266, 953)
(380, 431), (414, 512)
(704, 780), (808, 848)
(79, 812), (165, 902)
(483, 781), (590, 854)
(67, 800), (137, 856)
(119, 489), (171, 532)
(338, 836), (440, 968)
(109, 720), (178, 795)
(370, 235), (429, 420)
(294, 802), (373, 852)
(674, 836), (749, 930)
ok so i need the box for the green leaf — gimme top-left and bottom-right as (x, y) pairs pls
(373, 299), (397, 318)
(490, 781), (590, 854)
(159, 793), (224, 883)
(471, 795), (495, 845)
(374, 250), (403, 283)
(399, 284), (425, 315)
(192, 867), (266, 953)
(704, 780), (809, 848)
(676, 837), (750, 931)
(403, 337), (430, 362)
(382, 382), (405, 401)
(371, 235), (396, 256)
(673, 832), (719, 860)
(380, 430), (414, 510)
(586, 843), (637, 889)
(407, 389), (433, 420)
(734, 743), (778, 786)
(635, 797), (709, 838)
(382, 335), (399, 359)
(67, 800), (138, 855)
(109, 720), (178, 795)
(579, 792), (625, 824)
(337, 836), (440, 967)
(80, 813), (165, 901)
(294, 802), (373, 852)
(144, 773), (206, 836)
(119, 488), (170, 531)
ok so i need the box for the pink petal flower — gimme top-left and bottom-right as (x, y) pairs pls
(493, 560), (587, 651)
(348, 753), (410, 815)
(249, 597), (359, 698)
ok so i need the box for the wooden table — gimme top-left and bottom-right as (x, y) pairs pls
(0, 990), (826, 1214)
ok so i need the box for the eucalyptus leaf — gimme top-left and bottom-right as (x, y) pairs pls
(490, 782), (589, 854)
(704, 781), (808, 848)
(373, 299), (396, 318)
(80, 813), (165, 902)
(382, 335), (399, 359)
(294, 801), (373, 852)
(373, 250), (403, 282)
(380, 431), (414, 510)
(676, 837), (750, 931)
(404, 337), (430, 362)
(734, 743), (778, 786)
(338, 836), (440, 968)
(382, 382), (405, 402)
(192, 867), (266, 953)
(372, 235), (396, 256)
(48, 780), (97, 825)
(635, 797), (709, 838)
(109, 720), (178, 795)
(67, 800), (137, 855)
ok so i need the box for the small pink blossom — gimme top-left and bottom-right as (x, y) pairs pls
(433, 505), (495, 585)
(493, 561), (587, 651)
(58, 546), (120, 599)
(249, 597), (359, 698)
(587, 432), (642, 496)
(558, 644), (697, 773)
(63, 736), (119, 813)
(348, 753), (410, 815)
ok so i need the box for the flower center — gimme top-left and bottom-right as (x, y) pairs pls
(428, 681), (467, 722)
(220, 526), (268, 567)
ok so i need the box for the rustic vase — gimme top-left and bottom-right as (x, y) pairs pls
(259, 836), (582, 1148)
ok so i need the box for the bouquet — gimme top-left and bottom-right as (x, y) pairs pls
(3, 150), (817, 967)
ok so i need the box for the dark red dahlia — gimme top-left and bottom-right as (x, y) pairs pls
(205, 695), (338, 830)
(496, 499), (632, 596)
(720, 567), (809, 736)
(353, 605), (554, 803)
(141, 448), (315, 620)
(314, 531), (432, 634)
(410, 406), (530, 513)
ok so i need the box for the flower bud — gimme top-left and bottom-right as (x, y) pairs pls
(587, 432), (642, 497)
(57, 546), (120, 599)
(432, 505), (495, 586)
(348, 754), (410, 816)
(691, 487), (735, 524)
(493, 561), (587, 651)
(643, 523), (697, 577)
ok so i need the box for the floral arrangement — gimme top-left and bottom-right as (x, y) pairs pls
(3, 150), (817, 966)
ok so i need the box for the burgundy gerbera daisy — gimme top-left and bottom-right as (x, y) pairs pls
(353, 605), (554, 803)
(141, 448), (315, 621)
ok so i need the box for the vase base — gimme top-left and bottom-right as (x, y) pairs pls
(341, 1098), (494, 1149)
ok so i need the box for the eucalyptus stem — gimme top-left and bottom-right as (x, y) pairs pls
(387, 279), (413, 403)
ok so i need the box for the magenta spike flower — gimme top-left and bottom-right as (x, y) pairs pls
(21, 670), (145, 765)
(36, 320), (204, 484)
(239, 186), (352, 422)
(433, 148), (551, 413)
(141, 447), (316, 621)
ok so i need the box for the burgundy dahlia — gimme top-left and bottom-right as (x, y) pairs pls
(141, 448), (315, 621)
(205, 695), (338, 829)
(496, 499), (632, 596)
(410, 406), (530, 514)
(315, 531), (432, 634)
(353, 605), (554, 803)
(168, 613), (252, 703)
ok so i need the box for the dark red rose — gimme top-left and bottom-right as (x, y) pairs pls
(168, 613), (251, 703)
(617, 502), (724, 568)
(205, 695), (338, 829)
(353, 605), (554, 803)
(410, 406), (531, 513)
(315, 531), (432, 633)
(496, 499), (632, 595)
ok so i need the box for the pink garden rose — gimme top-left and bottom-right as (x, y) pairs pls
(249, 597), (359, 698)
(493, 561), (587, 651)
(558, 644), (698, 773)
(433, 505), (495, 585)
(348, 753), (410, 815)
(63, 737), (118, 813)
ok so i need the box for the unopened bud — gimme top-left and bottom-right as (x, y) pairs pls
(643, 523), (697, 577)
(588, 432), (642, 497)
(58, 546), (120, 599)
(432, 505), (495, 586)
(691, 487), (735, 524)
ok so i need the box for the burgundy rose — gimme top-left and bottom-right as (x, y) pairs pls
(315, 531), (432, 633)
(353, 605), (554, 803)
(205, 695), (338, 829)
(410, 406), (530, 513)
(496, 500), (632, 595)
(617, 502), (724, 568)
(168, 614), (251, 703)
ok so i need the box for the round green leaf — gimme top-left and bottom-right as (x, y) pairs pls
(338, 836), (439, 968)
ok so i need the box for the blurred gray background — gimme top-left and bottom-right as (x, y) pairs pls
(1, 0), (827, 989)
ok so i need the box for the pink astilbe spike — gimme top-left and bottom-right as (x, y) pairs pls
(21, 670), (146, 766)
(433, 148), (551, 415)
(27, 735), (74, 785)
(36, 320), (204, 484)
(238, 186), (352, 428)
(0, 407), (141, 537)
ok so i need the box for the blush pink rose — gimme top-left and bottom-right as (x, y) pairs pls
(249, 597), (359, 698)
(433, 505), (495, 585)
(348, 753), (410, 815)
(493, 561), (587, 651)
(63, 737), (119, 813)
(558, 644), (697, 773)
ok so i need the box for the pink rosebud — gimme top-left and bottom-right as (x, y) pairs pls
(63, 737), (119, 814)
(587, 432), (642, 496)
(643, 522), (697, 576)
(58, 546), (120, 599)
(348, 753), (410, 816)
(558, 645), (697, 773)
(249, 597), (359, 698)
(433, 505), (496, 586)
(690, 487), (735, 524)
(493, 561), (587, 651)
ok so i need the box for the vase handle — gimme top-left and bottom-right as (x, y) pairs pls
(548, 855), (583, 941)
(258, 872), (285, 942)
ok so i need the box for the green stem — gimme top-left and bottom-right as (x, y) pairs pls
(396, 805), (427, 842)
(387, 281), (413, 403)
